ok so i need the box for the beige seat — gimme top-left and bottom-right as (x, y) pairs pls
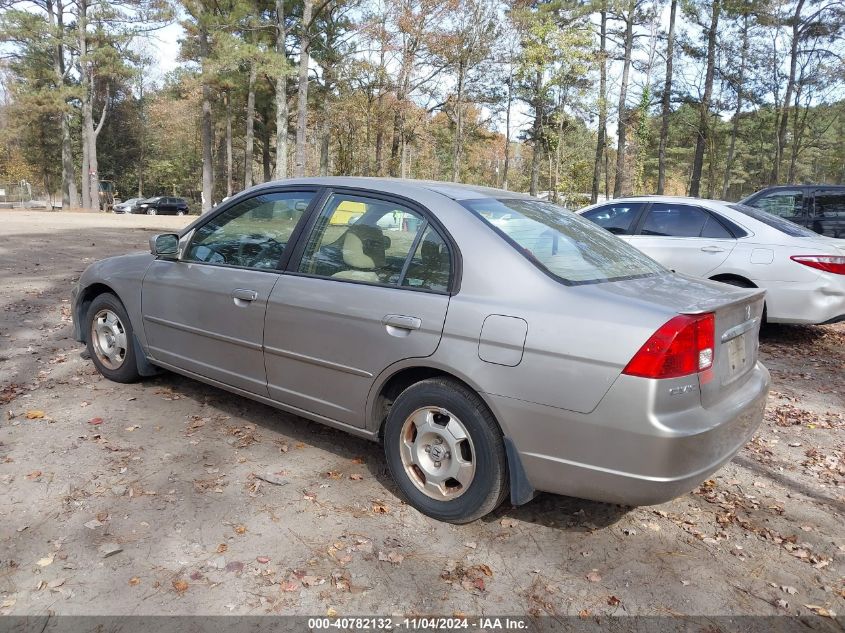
(331, 224), (386, 283)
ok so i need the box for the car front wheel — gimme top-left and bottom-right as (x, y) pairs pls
(146, 208), (157, 215)
(383, 378), (508, 523)
(177, 210), (186, 216)
(86, 293), (141, 383)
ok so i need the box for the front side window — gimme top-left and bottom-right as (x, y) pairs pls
(581, 202), (644, 235)
(641, 204), (709, 237)
(753, 190), (804, 218)
(298, 193), (430, 286)
(462, 198), (665, 284)
(184, 191), (314, 269)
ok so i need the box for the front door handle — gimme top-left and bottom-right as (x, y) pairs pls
(232, 288), (258, 305)
(700, 246), (726, 253)
(383, 314), (422, 331)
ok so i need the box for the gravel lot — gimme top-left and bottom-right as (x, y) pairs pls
(0, 210), (843, 620)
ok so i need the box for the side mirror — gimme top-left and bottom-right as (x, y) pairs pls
(150, 233), (179, 258)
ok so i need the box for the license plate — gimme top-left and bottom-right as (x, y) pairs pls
(727, 335), (748, 376)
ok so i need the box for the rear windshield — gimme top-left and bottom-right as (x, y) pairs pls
(462, 198), (666, 284)
(729, 203), (819, 237)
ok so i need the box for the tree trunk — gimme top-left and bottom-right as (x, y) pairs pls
(261, 116), (271, 182)
(771, 0), (804, 184)
(502, 65), (513, 191)
(319, 66), (333, 176)
(721, 13), (748, 199)
(225, 91), (233, 197)
(451, 62), (465, 183)
(294, 0), (313, 177)
(48, 0), (77, 208)
(529, 69), (543, 197)
(77, 0), (94, 210)
(273, 0), (288, 180)
(244, 63), (257, 188)
(689, 0), (720, 198)
(199, 21), (214, 211)
(613, 0), (635, 199)
(656, 0), (676, 195)
(591, 7), (608, 203)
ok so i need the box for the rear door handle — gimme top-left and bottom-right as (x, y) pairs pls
(700, 246), (726, 253)
(383, 314), (422, 330)
(232, 288), (258, 304)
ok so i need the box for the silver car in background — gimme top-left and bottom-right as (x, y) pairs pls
(71, 178), (770, 523)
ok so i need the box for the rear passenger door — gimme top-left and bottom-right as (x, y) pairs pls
(627, 203), (736, 277)
(811, 189), (845, 238)
(263, 190), (454, 427)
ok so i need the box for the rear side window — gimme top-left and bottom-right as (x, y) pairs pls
(752, 190), (804, 218)
(813, 191), (845, 217)
(462, 198), (665, 285)
(641, 204), (708, 237)
(729, 203), (819, 237)
(581, 202), (644, 235)
(701, 215), (733, 238)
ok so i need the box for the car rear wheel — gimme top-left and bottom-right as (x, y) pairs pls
(177, 210), (186, 216)
(383, 378), (508, 523)
(86, 293), (141, 383)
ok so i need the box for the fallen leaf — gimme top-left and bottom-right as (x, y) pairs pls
(781, 586), (798, 595)
(88, 417), (103, 425)
(279, 580), (299, 592)
(585, 570), (602, 583)
(36, 554), (54, 567)
(803, 605), (835, 618)
(326, 607), (338, 617)
(25, 410), (45, 419)
(47, 578), (66, 589)
(349, 473), (363, 481)
(578, 609), (591, 619)
(500, 518), (518, 528)
(607, 595), (621, 606)
(234, 525), (247, 535)
(464, 542), (477, 549)
(26, 471), (42, 480)
(256, 556), (270, 564)
(216, 543), (228, 553)
(301, 575), (325, 587)
(172, 580), (189, 593)
(128, 577), (141, 586)
(372, 503), (390, 514)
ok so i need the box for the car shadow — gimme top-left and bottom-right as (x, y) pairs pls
(141, 370), (631, 530)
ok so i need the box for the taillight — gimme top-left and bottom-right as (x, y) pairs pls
(790, 255), (845, 275)
(623, 313), (715, 379)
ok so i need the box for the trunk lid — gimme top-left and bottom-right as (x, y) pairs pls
(595, 273), (765, 407)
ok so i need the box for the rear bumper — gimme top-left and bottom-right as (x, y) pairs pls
(764, 277), (845, 324)
(488, 362), (770, 506)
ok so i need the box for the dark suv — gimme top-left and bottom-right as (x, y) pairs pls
(133, 196), (190, 216)
(740, 185), (845, 238)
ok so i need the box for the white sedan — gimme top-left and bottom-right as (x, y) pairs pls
(578, 196), (845, 325)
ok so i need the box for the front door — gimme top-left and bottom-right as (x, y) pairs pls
(264, 191), (454, 427)
(141, 189), (317, 394)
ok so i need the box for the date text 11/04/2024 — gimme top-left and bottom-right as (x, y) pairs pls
(307, 617), (529, 630)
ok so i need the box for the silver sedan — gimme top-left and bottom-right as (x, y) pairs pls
(72, 178), (770, 523)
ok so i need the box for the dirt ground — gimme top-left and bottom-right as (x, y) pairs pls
(0, 210), (843, 619)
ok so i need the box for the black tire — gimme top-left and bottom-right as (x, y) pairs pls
(146, 208), (156, 215)
(177, 210), (186, 216)
(383, 378), (508, 524)
(85, 293), (141, 383)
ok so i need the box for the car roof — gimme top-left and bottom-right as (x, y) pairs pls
(248, 177), (533, 201)
(586, 195), (733, 210)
